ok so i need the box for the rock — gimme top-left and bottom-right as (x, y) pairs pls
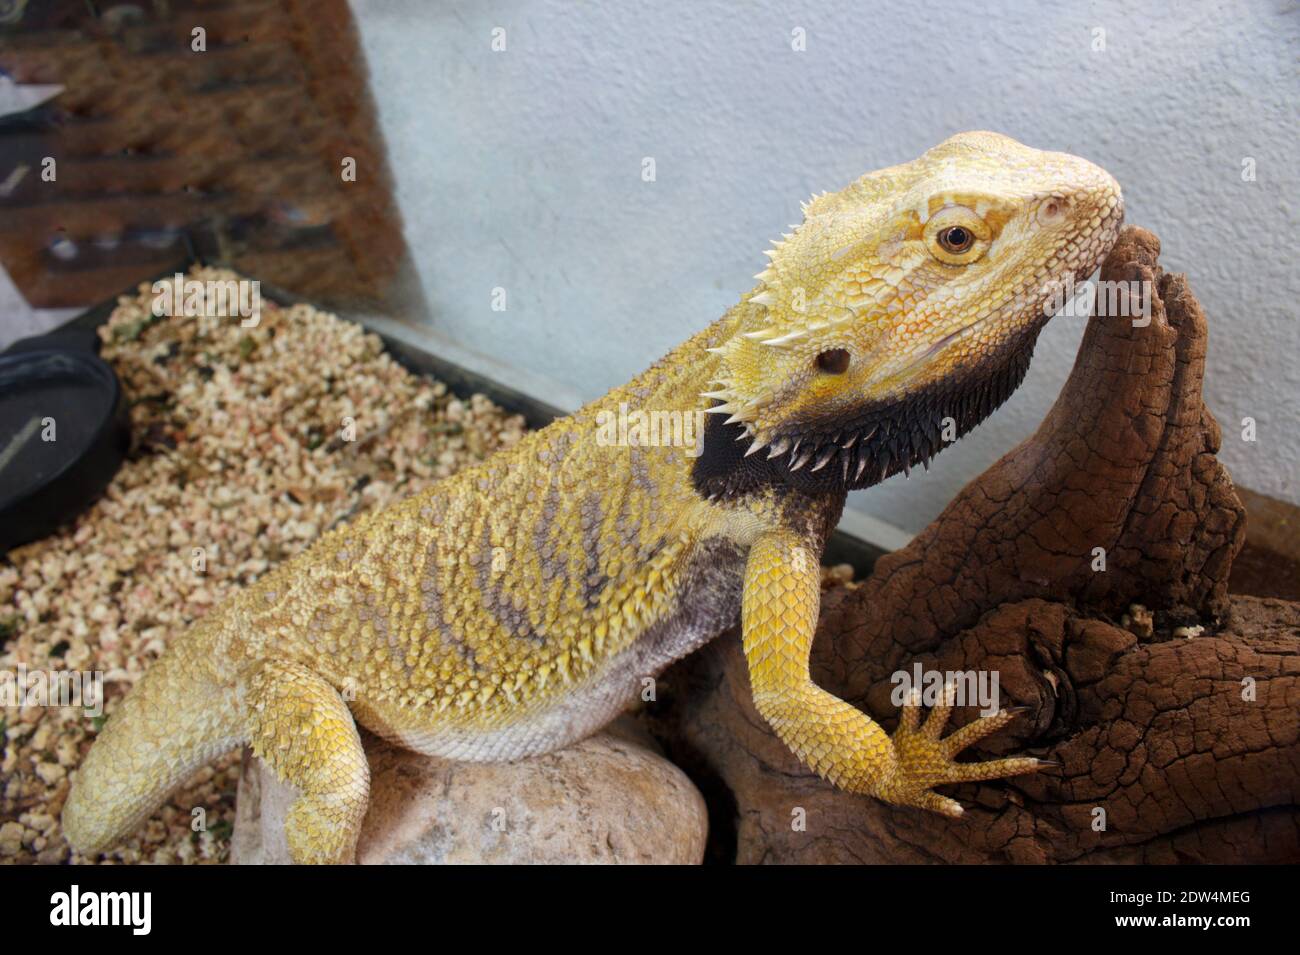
(231, 720), (708, 864)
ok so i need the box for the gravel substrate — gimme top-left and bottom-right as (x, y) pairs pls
(0, 267), (526, 863)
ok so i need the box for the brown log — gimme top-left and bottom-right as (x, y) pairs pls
(644, 226), (1300, 863)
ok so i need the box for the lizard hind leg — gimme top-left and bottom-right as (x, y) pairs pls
(244, 659), (370, 864)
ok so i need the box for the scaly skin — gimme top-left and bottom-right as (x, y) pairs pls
(64, 132), (1124, 862)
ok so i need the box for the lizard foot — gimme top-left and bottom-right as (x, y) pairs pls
(881, 682), (1047, 818)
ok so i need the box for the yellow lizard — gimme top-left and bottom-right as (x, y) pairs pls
(64, 131), (1123, 863)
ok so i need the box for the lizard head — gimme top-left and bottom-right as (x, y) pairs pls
(698, 130), (1123, 495)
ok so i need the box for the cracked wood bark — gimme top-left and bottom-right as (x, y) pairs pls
(645, 226), (1300, 864)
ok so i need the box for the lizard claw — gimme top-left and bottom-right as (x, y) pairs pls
(881, 687), (1045, 817)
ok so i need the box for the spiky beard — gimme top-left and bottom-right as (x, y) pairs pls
(691, 333), (1041, 501)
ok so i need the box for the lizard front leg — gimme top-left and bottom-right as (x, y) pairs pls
(741, 529), (1045, 816)
(244, 659), (370, 863)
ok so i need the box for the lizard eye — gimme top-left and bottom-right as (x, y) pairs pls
(937, 226), (973, 254)
(924, 205), (991, 265)
(815, 348), (851, 374)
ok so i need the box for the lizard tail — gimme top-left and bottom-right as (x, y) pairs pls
(62, 627), (246, 855)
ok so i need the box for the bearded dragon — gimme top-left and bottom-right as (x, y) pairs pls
(63, 131), (1123, 863)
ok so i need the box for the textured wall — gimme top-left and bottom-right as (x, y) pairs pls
(350, 0), (1298, 539)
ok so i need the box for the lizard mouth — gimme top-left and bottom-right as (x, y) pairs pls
(884, 314), (996, 385)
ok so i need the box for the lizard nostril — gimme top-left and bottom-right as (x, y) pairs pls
(1037, 197), (1068, 226)
(815, 349), (851, 374)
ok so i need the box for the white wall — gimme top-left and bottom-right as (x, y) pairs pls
(349, 0), (1298, 541)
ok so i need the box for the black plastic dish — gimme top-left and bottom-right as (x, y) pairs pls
(0, 326), (130, 554)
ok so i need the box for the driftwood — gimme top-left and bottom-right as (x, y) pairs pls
(644, 226), (1300, 863)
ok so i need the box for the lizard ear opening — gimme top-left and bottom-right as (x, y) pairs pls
(815, 348), (851, 375)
